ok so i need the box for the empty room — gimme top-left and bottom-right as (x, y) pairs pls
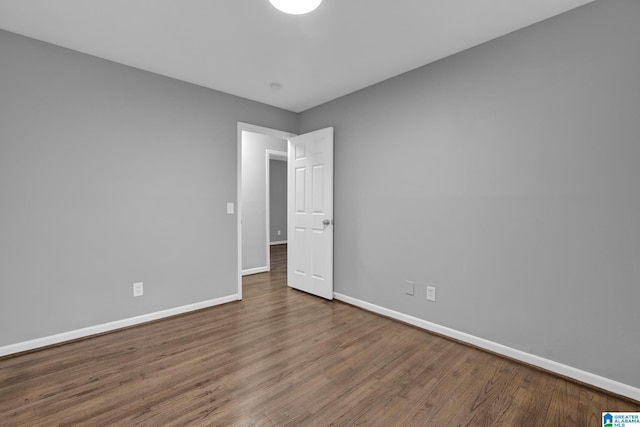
(1, 0), (639, 425)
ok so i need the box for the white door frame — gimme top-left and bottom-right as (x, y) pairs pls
(265, 150), (288, 272)
(237, 122), (295, 300)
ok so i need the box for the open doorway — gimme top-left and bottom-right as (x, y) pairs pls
(236, 123), (295, 300)
(266, 150), (288, 270)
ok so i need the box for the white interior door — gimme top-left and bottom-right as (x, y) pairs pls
(288, 127), (334, 300)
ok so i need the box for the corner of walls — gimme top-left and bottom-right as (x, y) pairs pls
(300, 0), (640, 398)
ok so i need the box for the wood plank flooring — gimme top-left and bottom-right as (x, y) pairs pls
(1, 244), (638, 426)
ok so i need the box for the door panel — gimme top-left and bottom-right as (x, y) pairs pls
(294, 227), (307, 275)
(311, 229), (325, 279)
(312, 165), (325, 213)
(295, 167), (305, 212)
(288, 127), (334, 300)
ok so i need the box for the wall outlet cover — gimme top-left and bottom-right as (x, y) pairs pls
(133, 282), (144, 297)
(405, 280), (415, 296)
(426, 286), (436, 302)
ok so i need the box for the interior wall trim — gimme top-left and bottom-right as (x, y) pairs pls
(0, 294), (238, 358)
(241, 266), (269, 276)
(334, 292), (640, 402)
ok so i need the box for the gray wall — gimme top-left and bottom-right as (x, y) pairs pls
(0, 30), (297, 346)
(269, 160), (287, 243)
(299, 0), (640, 388)
(2, 0), (639, 392)
(241, 132), (287, 271)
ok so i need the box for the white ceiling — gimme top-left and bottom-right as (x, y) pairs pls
(0, 0), (595, 112)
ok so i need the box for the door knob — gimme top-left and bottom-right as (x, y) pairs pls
(323, 219), (331, 226)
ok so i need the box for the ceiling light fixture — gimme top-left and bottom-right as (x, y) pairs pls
(269, 0), (322, 15)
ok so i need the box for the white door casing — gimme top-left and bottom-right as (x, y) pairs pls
(288, 127), (334, 300)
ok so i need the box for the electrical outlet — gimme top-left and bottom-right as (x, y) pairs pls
(405, 280), (415, 296)
(133, 282), (143, 297)
(277, 230), (281, 236)
(426, 286), (436, 302)
(227, 203), (234, 214)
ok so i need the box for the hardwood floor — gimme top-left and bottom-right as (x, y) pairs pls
(1, 244), (638, 426)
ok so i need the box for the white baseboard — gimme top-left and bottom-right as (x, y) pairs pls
(334, 292), (640, 402)
(0, 294), (238, 358)
(270, 241), (287, 246)
(242, 266), (269, 276)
